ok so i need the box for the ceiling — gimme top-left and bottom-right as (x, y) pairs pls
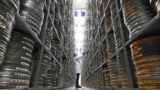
(73, 0), (87, 10)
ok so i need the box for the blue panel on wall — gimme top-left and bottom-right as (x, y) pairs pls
(74, 11), (78, 16)
(81, 12), (85, 17)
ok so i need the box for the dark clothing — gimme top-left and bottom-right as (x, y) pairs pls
(76, 73), (80, 88)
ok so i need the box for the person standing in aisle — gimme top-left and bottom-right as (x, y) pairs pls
(74, 51), (88, 88)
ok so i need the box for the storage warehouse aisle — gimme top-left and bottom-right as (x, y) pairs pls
(0, 0), (160, 90)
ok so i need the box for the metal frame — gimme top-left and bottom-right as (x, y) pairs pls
(83, 0), (160, 89)
(32, 0), (51, 88)
(0, 0), (74, 89)
(114, 0), (137, 88)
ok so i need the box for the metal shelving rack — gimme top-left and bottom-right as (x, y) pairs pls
(0, 0), (74, 90)
(82, 0), (160, 90)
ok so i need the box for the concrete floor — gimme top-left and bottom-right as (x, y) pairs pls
(59, 87), (100, 90)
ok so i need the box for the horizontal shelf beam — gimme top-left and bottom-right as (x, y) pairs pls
(15, 11), (74, 84)
(94, 0), (111, 40)
(83, 7), (160, 89)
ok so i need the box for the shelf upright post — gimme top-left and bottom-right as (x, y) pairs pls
(114, 0), (138, 88)
(99, 48), (104, 87)
(59, 47), (63, 87)
(31, 0), (51, 88)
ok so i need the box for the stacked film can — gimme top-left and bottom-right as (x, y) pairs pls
(130, 35), (160, 89)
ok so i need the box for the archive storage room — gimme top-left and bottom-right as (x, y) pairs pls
(0, 0), (160, 90)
